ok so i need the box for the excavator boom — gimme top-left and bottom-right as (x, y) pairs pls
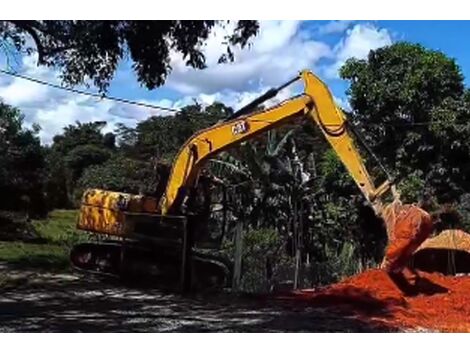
(160, 70), (392, 215)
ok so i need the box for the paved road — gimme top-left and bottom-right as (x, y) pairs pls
(0, 264), (397, 332)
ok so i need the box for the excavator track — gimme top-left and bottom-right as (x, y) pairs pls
(70, 240), (231, 290)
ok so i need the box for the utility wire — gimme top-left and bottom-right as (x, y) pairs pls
(0, 68), (181, 113)
(1, 68), (469, 127)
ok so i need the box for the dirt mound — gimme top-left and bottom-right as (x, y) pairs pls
(273, 269), (470, 332)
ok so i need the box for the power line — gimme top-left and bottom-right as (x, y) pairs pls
(1, 68), (468, 128)
(0, 68), (181, 113)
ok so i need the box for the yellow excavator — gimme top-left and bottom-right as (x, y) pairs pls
(72, 70), (432, 289)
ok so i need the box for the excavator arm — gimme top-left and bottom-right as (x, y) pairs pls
(159, 70), (393, 215)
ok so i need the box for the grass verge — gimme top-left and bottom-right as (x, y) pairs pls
(0, 242), (69, 271)
(0, 209), (88, 274)
(31, 209), (88, 246)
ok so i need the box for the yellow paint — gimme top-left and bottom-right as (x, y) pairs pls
(301, 71), (390, 206)
(77, 188), (158, 236)
(81, 188), (158, 213)
(77, 205), (129, 236)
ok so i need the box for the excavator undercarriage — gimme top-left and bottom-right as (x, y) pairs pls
(73, 188), (231, 290)
(71, 240), (230, 288)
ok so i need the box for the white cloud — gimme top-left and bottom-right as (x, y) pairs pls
(0, 79), (49, 106)
(193, 82), (298, 112)
(334, 96), (351, 111)
(325, 23), (392, 78)
(0, 53), (179, 144)
(317, 20), (354, 35)
(27, 94), (189, 145)
(166, 21), (332, 95)
(0, 53), (60, 107)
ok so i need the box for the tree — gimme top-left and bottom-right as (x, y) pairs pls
(46, 121), (116, 207)
(0, 102), (46, 216)
(43, 146), (69, 210)
(52, 121), (112, 154)
(1, 21), (259, 91)
(76, 155), (157, 199)
(340, 42), (470, 204)
(65, 144), (112, 183)
(117, 102), (233, 162)
(210, 117), (377, 288)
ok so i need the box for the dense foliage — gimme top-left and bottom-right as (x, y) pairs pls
(0, 103), (46, 216)
(340, 42), (470, 205)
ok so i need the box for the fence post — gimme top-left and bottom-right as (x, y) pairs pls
(180, 217), (192, 293)
(232, 221), (243, 292)
(293, 197), (301, 290)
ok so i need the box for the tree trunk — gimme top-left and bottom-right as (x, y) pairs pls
(294, 248), (301, 290)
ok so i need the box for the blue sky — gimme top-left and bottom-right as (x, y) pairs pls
(0, 20), (469, 144)
(380, 20), (470, 84)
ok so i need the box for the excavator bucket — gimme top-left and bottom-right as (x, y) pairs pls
(380, 200), (434, 273)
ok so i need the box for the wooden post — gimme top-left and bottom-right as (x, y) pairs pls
(232, 221), (243, 292)
(180, 217), (192, 293)
(220, 185), (227, 244)
(293, 196), (300, 290)
(119, 237), (126, 278)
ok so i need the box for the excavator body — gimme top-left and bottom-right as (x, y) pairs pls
(73, 69), (434, 289)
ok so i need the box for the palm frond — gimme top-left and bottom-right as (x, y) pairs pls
(271, 130), (295, 157)
(208, 158), (251, 178)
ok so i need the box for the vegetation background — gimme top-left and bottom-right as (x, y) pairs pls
(2, 21), (470, 292)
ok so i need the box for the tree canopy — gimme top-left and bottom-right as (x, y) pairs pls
(0, 20), (259, 91)
(340, 42), (470, 204)
(0, 103), (45, 215)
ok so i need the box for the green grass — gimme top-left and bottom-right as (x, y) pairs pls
(0, 242), (69, 271)
(0, 209), (88, 272)
(32, 209), (88, 246)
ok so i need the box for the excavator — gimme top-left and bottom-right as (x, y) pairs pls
(72, 69), (433, 289)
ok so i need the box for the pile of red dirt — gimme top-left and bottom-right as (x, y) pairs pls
(273, 269), (470, 332)
(269, 204), (470, 331)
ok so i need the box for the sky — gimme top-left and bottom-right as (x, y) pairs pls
(1, 20), (470, 144)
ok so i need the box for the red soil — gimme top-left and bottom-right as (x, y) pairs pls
(274, 269), (470, 332)
(272, 203), (467, 331)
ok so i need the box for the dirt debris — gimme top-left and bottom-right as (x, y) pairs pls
(273, 269), (470, 332)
